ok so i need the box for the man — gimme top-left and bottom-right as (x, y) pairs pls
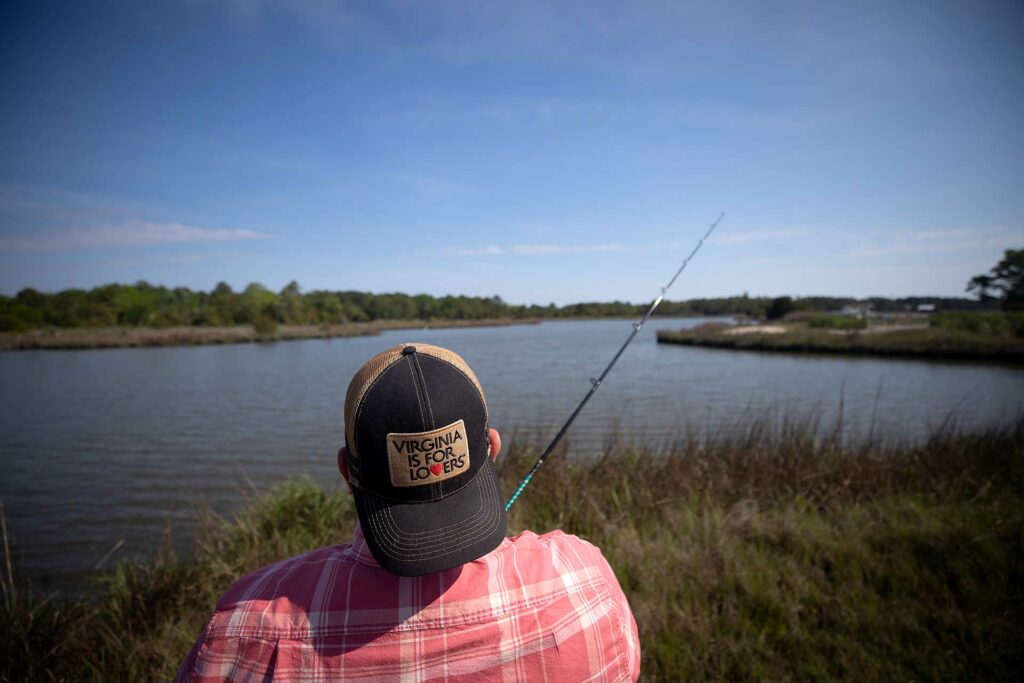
(175, 342), (640, 681)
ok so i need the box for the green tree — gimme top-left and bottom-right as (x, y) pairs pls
(279, 281), (305, 324)
(765, 296), (795, 321)
(968, 249), (1024, 310)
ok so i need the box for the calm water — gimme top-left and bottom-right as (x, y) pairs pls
(2, 318), (1023, 591)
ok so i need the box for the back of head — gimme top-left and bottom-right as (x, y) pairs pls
(343, 343), (507, 576)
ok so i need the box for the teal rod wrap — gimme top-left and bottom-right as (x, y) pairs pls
(504, 474), (532, 511)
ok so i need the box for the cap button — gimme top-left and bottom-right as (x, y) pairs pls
(402, 345), (417, 355)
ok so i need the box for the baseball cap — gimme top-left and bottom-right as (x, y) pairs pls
(343, 342), (507, 576)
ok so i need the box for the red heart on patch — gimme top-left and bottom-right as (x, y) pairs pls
(430, 464), (443, 476)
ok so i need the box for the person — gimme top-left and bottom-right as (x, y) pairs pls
(175, 342), (640, 682)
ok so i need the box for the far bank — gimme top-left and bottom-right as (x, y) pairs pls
(657, 317), (1024, 364)
(0, 318), (545, 351)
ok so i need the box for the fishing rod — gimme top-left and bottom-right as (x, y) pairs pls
(504, 213), (725, 511)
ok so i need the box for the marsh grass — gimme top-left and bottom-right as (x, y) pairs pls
(658, 323), (1024, 363)
(3, 418), (1023, 681)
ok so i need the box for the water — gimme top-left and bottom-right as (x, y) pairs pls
(2, 317), (1023, 592)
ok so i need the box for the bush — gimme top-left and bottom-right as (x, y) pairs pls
(765, 296), (795, 321)
(251, 315), (279, 336)
(0, 314), (28, 332)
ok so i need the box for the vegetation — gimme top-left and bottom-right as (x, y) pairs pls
(967, 248), (1023, 310)
(807, 315), (868, 330)
(0, 280), (996, 334)
(2, 419), (1023, 681)
(931, 311), (1024, 337)
(0, 319), (543, 351)
(657, 322), (1024, 362)
(765, 296), (796, 321)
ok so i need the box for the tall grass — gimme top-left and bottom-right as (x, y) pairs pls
(931, 311), (1024, 337)
(658, 323), (1024, 362)
(3, 419), (1023, 681)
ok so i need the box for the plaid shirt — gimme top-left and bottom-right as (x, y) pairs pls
(175, 525), (640, 682)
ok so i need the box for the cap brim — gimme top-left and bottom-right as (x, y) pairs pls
(352, 457), (508, 577)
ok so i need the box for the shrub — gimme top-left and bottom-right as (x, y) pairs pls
(765, 296), (795, 321)
(251, 315), (279, 336)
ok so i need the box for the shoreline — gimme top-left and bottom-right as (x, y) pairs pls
(0, 318), (545, 351)
(656, 323), (1024, 363)
(0, 315), (725, 352)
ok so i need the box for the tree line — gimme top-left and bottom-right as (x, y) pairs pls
(0, 281), (996, 332)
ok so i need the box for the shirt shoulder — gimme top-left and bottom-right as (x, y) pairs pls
(207, 543), (362, 638)
(510, 528), (608, 557)
(497, 529), (636, 636)
(504, 528), (620, 585)
(493, 530), (641, 680)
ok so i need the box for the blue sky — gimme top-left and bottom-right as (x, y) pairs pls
(1, 1), (1022, 304)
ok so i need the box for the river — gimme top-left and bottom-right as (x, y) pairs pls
(2, 317), (1023, 591)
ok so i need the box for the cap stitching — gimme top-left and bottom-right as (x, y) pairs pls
(360, 477), (502, 560)
(420, 354), (489, 426)
(366, 497), (496, 556)
(411, 354), (436, 428)
(358, 460), (500, 545)
(358, 456), (498, 529)
(404, 357), (428, 431)
(365, 505), (500, 561)
(365, 465), (494, 543)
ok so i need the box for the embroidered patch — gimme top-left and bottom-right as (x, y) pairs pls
(387, 419), (471, 487)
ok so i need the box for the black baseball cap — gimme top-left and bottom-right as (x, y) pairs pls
(343, 342), (507, 576)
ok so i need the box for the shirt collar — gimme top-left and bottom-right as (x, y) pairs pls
(348, 523), (381, 567)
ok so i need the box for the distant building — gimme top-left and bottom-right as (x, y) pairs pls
(840, 304), (872, 318)
(916, 303), (936, 313)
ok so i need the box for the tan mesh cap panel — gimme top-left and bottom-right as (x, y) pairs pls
(343, 342), (488, 457)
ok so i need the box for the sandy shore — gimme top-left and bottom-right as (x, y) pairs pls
(725, 324), (788, 335)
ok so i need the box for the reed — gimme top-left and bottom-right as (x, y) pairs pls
(657, 323), (1024, 362)
(2, 418), (1023, 681)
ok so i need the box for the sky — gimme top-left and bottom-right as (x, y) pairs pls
(1, 0), (1022, 304)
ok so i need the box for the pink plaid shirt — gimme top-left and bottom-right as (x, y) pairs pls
(175, 525), (640, 682)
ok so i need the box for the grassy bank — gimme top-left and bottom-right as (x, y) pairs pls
(0, 318), (540, 351)
(3, 420), (1023, 681)
(657, 322), (1024, 363)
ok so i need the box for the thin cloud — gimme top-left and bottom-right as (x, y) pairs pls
(452, 242), (624, 257)
(710, 228), (809, 245)
(0, 221), (273, 252)
(850, 227), (1022, 257)
(382, 171), (465, 200)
